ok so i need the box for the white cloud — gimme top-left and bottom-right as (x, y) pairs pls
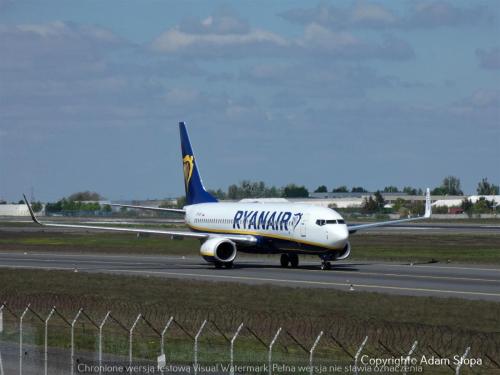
(279, 1), (492, 30)
(151, 27), (288, 54)
(151, 17), (413, 61)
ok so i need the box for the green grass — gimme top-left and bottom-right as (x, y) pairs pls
(350, 233), (500, 264)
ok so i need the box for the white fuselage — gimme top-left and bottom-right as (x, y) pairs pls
(185, 202), (349, 254)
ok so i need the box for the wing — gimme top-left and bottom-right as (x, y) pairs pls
(23, 195), (256, 245)
(348, 188), (432, 234)
(110, 203), (185, 214)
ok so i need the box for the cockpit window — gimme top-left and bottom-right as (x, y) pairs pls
(316, 219), (346, 226)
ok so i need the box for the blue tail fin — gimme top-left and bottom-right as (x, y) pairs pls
(179, 122), (218, 205)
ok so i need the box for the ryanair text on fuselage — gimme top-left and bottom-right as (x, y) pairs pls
(233, 210), (303, 231)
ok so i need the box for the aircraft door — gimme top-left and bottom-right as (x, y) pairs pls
(299, 214), (309, 238)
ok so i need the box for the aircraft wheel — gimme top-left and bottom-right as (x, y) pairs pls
(224, 262), (233, 269)
(320, 261), (331, 270)
(289, 254), (299, 268)
(280, 254), (290, 267)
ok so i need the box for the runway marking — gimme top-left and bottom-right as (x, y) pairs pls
(1, 255), (500, 283)
(2, 264), (500, 299)
(384, 263), (500, 273)
(274, 267), (500, 283)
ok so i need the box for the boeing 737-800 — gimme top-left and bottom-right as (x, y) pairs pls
(24, 122), (431, 270)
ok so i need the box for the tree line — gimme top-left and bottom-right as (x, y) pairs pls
(314, 176), (499, 197)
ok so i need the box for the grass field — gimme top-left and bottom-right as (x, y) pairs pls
(0, 269), (499, 374)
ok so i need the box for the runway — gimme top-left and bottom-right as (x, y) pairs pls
(0, 251), (499, 301)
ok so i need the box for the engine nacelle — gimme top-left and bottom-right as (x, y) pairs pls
(200, 238), (237, 263)
(335, 241), (351, 260)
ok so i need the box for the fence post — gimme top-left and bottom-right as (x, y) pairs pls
(160, 317), (174, 357)
(98, 311), (111, 374)
(403, 341), (418, 375)
(455, 347), (470, 375)
(0, 304), (4, 334)
(19, 306), (30, 375)
(268, 327), (282, 375)
(44, 308), (55, 375)
(0, 348), (4, 375)
(70, 309), (83, 375)
(354, 336), (368, 375)
(230, 323), (244, 375)
(309, 331), (323, 375)
(129, 314), (142, 368)
(194, 320), (207, 375)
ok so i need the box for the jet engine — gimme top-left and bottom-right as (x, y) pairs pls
(200, 238), (237, 264)
(335, 241), (351, 260)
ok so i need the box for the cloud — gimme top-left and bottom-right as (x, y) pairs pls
(280, 2), (397, 29)
(449, 89), (500, 126)
(298, 23), (414, 60)
(406, 1), (492, 28)
(151, 27), (288, 57)
(476, 47), (500, 70)
(279, 1), (492, 30)
(240, 62), (394, 99)
(0, 21), (128, 77)
(179, 7), (250, 35)
(151, 14), (413, 61)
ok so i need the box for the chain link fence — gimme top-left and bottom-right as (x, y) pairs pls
(0, 303), (499, 374)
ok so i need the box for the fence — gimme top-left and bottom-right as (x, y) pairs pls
(0, 303), (499, 374)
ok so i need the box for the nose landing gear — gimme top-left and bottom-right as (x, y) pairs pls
(280, 253), (299, 268)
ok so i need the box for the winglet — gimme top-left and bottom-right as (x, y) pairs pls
(23, 194), (42, 225)
(424, 188), (432, 218)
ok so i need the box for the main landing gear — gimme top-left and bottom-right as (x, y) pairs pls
(320, 260), (332, 270)
(280, 254), (299, 268)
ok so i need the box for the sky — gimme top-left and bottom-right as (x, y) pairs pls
(0, 0), (499, 201)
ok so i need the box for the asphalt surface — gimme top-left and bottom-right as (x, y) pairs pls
(0, 251), (499, 301)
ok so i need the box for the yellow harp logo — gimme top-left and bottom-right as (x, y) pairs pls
(183, 155), (194, 191)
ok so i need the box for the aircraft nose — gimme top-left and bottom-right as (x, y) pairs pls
(330, 225), (349, 247)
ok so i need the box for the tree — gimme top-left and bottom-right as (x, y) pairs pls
(208, 189), (227, 199)
(432, 176), (463, 196)
(392, 198), (407, 212)
(373, 191), (386, 210)
(383, 186), (399, 193)
(314, 185), (328, 193)
(332, 186), (348, 193)
(461, 198), (473, 215)
(31, 201), (43, 212)
(351, 186), (367, 193)
(176, 196), (186, 209)
(226, 181), (281, 200)
(68, 191), (103, 201)
(361, 197), (378, 213)
(402, 186), (418, 195)
(282, 184), (309, 198)
(477, 178), (499, 195)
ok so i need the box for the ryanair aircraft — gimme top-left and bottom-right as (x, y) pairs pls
(24, 122), (431, 270)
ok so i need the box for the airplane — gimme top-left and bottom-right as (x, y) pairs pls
(24, 122), (432, 270)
